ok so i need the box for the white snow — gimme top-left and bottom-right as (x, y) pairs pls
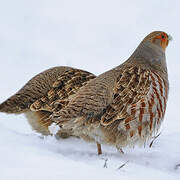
(48, 122), (60, 135)
(0, 0), (180, 179)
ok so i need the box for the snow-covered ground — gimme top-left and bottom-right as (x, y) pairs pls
(0, 0), (180, 179)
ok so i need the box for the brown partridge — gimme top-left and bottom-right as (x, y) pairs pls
(0, 66), (96, 137)
(51, 31), (170, 154)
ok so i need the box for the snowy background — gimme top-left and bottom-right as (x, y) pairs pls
(0, 0), (180, 179)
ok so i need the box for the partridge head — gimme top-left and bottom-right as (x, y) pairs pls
(52, 31), (171, 154)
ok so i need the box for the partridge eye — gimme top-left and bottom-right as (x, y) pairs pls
(161, 35), (165, 39)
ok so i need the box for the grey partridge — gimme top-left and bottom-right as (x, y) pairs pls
(50, 31), (170, 154)
(0, 66), (96, 137)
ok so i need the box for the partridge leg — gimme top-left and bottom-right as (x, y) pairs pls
(116, 146), (124, 154)
(96, 143), (102, 155)
(119, 148), (124, 154)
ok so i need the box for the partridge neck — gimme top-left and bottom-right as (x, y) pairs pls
(129, 41), (168, 74)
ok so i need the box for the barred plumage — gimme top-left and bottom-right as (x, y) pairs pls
(0, 66), (96, 137)
(52, 31), (170, 154)
(0, 31), (170, 155)
(122, 70), (169, 145)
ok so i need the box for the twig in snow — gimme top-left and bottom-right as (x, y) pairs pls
(117, 160), (129, 170)
(174, 164), (180, 170)
(149, 132), (161, 148)
(101, 158), (108, 168)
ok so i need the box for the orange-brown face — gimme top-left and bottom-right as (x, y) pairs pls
(152, 32), (169, 51)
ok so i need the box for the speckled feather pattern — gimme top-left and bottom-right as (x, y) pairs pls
(30, 69), (95, 112)
(52, 31), (169, 148)
(52, 65), (168, 147)
(0, 66), (96, 137)
(0, 31), (170, 152)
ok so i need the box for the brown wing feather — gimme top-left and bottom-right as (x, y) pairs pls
(30, 69), (96, 112)
(51, 69), (117, 127)
(0, 66), (73, 113)
(52, 65), (151, 130)
(100, 66), (151, 126)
